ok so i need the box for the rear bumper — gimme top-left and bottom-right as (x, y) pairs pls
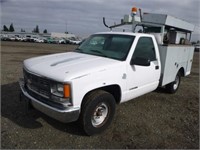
(19, 78), (80, 123)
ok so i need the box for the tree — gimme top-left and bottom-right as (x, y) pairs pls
(35, 25), (39, 33)
(32, 25), (40, 33)
(9, 23), (15, 32)
(43, 29), (48, 33)
(3, 25), (9, 31)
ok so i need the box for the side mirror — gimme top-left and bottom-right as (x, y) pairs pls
(130, 57), (150, 66)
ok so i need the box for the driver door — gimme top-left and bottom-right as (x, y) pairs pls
(126, 36), (160, 101)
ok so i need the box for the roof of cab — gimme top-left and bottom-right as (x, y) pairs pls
(94, 31), (155, 37)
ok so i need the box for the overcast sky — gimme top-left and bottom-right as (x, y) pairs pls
(1, 0), (200, 41)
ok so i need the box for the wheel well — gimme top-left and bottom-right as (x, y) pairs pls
(99, 85), (121, 104)
(82, 85), (121, 106)
(179, 67), (185, 76)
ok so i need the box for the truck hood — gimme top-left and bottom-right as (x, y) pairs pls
(24, 52), (121, 82)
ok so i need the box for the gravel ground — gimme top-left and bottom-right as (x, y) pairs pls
(1, 41), (199, 149)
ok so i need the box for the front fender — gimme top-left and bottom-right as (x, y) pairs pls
(71, 68), (126, 107)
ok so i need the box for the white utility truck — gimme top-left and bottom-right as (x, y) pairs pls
(19, 7), (195, 135)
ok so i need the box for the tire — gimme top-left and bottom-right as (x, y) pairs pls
(79, 90), (116, 136)
(166, 72), (181, 94)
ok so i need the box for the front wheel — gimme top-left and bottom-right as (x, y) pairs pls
(79, 90), (116, 136)
(166, 72), (181, 94)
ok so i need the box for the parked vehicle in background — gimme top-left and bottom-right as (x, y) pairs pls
(1, 35), (10, 41)
(0, 32), (82, 45)
(58, 39), (66, 44)
(15, 36), (23, 41)
(69, 39), (82, 45)
(47, 38), (59, 44)
(9, 36), (16, 41)
(34, 38), (44, 43)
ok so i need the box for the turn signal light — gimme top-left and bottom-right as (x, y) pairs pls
(64, 84), (71, 98)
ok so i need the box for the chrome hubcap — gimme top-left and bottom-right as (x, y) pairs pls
(92, 103), (108, 127)
(173, 75), (180, 90)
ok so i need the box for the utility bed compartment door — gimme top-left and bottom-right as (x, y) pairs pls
(159, 45), (194, 86)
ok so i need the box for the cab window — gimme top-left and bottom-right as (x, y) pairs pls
(132, 37), (156, 61)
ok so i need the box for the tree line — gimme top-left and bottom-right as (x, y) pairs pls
(2, 23), (48, 33)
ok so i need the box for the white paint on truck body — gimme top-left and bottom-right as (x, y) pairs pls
(159, 45), (194, 86)
(21, 31), (194, 123)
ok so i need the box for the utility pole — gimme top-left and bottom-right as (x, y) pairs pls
(65, 21), (68, 34)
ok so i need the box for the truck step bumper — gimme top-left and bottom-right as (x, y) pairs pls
(19, 78), (80, 123)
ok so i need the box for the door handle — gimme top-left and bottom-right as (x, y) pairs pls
(155, 66), (159, 70)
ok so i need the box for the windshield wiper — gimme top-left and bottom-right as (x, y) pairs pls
(90, 50), (107, 57)
(74, 48), (83, 53)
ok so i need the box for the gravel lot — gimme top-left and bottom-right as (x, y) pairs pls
(1, 41), (199, 149)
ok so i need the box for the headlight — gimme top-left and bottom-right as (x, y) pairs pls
(51, 83), (71, 98)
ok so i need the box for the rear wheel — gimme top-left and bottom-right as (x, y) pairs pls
(166, 72), (181, 93)
(79, 90), (116, 136)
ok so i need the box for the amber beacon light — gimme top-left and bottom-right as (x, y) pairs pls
(131, 7), (138, 15)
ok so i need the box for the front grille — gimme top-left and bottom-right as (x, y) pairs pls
(24, 69), (50, 99)
(27, 89), (67, 110)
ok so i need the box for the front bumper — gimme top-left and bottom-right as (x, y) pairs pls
(19, 78), (80, 123)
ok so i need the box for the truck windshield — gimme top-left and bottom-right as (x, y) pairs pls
(75, 34), (135, 61)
